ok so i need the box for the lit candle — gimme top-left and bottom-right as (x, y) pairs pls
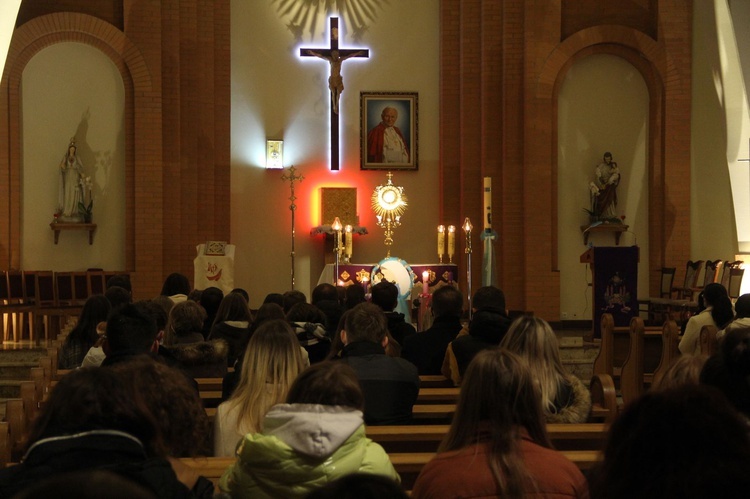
(422, 271), (430, 295)
(447, 225), (456, 261)
(362, 276), (369, 294)
(332, 217), (343, 255)
(483, 177), (492, 231)
(344, 225), (353, 258)
(437, 225), (445, 261)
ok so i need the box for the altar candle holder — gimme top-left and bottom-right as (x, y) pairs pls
(344, 224), (353, 263)
(463, 217), (473, 318)
(437, 225), (445, 263)
(447, 225), (456, 263)
(332, 217), (343, 284)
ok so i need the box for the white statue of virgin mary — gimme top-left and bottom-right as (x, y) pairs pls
(57, 138), (85, 223)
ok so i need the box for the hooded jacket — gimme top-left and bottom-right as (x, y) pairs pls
(219, 404), (399, 498)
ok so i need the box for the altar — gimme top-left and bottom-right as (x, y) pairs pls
(318, 262), (458, 292)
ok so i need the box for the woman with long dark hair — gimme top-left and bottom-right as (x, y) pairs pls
(679, 282), (734, 355)
(411, 348), (588, 498)
(58, 294), (110, 369)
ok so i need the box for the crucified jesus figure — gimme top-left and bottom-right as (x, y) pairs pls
(306, 49), (367, 114)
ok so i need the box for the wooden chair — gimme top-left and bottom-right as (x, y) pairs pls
(728, 267), (745, 303)
(721, 261), (743, 290)
(3, 270), (36, 342)
(638, 267), (676, 325)
(87, 270), (107, 296)
(670, 260), (705, 300)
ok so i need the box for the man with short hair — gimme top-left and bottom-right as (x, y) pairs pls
(101, 303), (159, 366)
(442, 286), (512, 385)
(339, 302), (419, 425)
(402, 286), (464, 375)
(370, 280), (416, 347)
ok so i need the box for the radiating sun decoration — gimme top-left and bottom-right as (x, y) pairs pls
(371, 172), (407, 257)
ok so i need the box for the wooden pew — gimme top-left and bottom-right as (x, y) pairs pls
(180, 450), (601, 491)
(699, 325), (719, 357)
(619, 317), (679, 406)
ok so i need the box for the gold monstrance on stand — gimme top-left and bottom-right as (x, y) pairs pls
(371, 172), (407, 257)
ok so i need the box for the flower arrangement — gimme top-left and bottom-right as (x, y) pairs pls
(78, 176), (94, 223)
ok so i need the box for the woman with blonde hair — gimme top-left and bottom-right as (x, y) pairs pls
(500, 315), (591, 423)
(213, 319), (305, 456)
(412, 348), (587, 498)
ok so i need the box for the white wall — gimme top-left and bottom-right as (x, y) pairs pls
(230, 2), (440, 307)
(21, 42), (126, 271)
(557, 54), (649, 320)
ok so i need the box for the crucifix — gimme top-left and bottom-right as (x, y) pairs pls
(281, 165), (304, 289)
(300, 17), (369, 170)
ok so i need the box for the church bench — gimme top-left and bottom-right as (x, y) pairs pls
(699, 325), (719, 357)
(415, 387), (459, 404)
(179, 450), (601, 491)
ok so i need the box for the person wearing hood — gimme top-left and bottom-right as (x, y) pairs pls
(371, 280), (416, 347)
(218, 361), (400, 498)
(442, 286), (512, 386)
(287, 302), (331, 364)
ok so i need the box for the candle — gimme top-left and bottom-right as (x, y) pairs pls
(447, 225), (456, 261)
(422, 271), (430, 295)
(344, 225), (353, 258)
(437, 225), (445, 260)
(362, 276), (369, 294)
(483, 177), (492, 230)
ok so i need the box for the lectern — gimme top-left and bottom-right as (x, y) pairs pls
(581, 246), (639, 339)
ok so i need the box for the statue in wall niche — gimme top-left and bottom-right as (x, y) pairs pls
(588, 151), (621, 222)
(57, 138), (85, 223)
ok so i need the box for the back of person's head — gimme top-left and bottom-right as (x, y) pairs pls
(160, 272), (191, 297)
(286, 361), (364, 410)
(703, 282), (734, 328)
(105, 303), (158, 354)
(187, 288), (202, 302)
(139, 300), (169, 335)
(430, 286), (463, 318)
(701, 327), (750, 418)
(150, 294), (174, 318)
(251, 302), (285, 327)
(26, 367), (160, 456)
(500, 315), (567, 415)
(282, 290), (307, 313)
(112, 356), (210, 457)
(343, 302), (388, 344)
(105, 274), (132, 294)
(263, 293), (284, 307)
(442, 348), (549, 497)
(734, 293), (750, 319)
(305, 473), (406, 499)
(371, 281), (398, 312)
(652, 354), (707, 391)
(68, 294), (110, 345)
(214, 292), (251, 325)
(471, 285), (506, 312)
(165, 300), (206, 344)
(344, 284), (366, 309)
(230, 287), (250, 304)
(105, 285), (132, 311)
(287, 302), (326, 324)
(199, 286), (224, 319)
(591, 385), (750, 499)
(231, 319), (305, 431)
(312, 283), (338, 305)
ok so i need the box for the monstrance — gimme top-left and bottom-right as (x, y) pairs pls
(371, 172), (407, 257)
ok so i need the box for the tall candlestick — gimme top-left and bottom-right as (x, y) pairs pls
(344, 225), (353, 259)
(483, 177), (492, 231)
(422, 270), (430, 295)
(447, 225), (456, 263)
(437, 225), (445, 263)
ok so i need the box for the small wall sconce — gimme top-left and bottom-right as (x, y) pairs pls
(266, 140), (284, 169)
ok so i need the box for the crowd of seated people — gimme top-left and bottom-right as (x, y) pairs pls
(13, 272), (750, 498)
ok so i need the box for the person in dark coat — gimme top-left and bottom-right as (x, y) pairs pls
(370, 280), (416, 347)
(402, 286), (464, 375)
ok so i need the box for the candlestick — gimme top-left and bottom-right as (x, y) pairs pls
(344, 224), (353, 261)
(362, 276), (369, 294)
(447, 225), (456, 263)
(332, 217), (343, 284)
(422, 270), (430, 295)
(483, 177), (492, 231)
(437, 225), (445, 263)
(463, 217), (473, 318)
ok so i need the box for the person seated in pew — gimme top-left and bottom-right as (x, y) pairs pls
(442, 286), (512, 386)
(213, 319), (306, 457)
(219, 361), (400, 498)
(287, 302), (331, 364)
(652, 354), (707, 392)
(58, 294), (111, 369)
(208, 291), (253, 367)
(0, 367), (214, 498)
(718, 293), (750, 341)
(338, 303), (420, 425)
(590, 385), (750, 499)
(402, 286), (464, 375)
(411, 348), (588, 498)
(500, 316), (592, 423)
(160, 272), (191, 305)
(679, 283), (734, 355)
(371, 280), (417, 347)
(700, 327), (750, 422)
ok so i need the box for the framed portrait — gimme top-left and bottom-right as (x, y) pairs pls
(360, 92), (418, 170)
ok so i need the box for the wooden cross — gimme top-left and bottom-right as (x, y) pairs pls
(300, 17), (369, 171)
